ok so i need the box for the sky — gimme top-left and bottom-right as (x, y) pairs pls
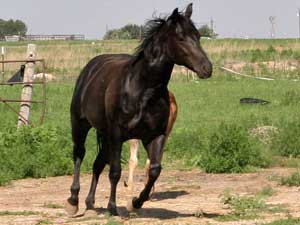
(1, 0), (300, 39)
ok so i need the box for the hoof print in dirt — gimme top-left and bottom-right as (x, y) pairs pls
(194, 208), (205, 218)
(64, 199), (79, 216)
(84, 209), (98, 217)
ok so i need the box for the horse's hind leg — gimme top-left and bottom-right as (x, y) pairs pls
(107, 139), (122, 216)
(85, 132), (108, 210)
(125, 139), (139, 194)
(65, 118), (91, 216)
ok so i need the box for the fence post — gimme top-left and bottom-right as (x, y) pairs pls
(17, 44), (36, 128)
(1, 46), (4, 82)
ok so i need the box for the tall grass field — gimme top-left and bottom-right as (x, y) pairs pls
(0, 39), (300, 185)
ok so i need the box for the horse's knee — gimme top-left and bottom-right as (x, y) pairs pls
(148, 164), (161, 181)
(71, 183), (80, 191)
(109, 167), (121, 183)
(73, 145), (85, 161)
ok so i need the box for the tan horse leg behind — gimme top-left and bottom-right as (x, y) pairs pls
(125, 91), (178, 196)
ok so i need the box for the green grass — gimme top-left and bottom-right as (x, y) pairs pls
(257, 186), (276, 198)
(1, 75), (300, 184)
(0, 210), (40, 216)
(36, 220), (53, 225)
(219, 190), (267, 221)
(262, 218), (300, 225)
(0, 39), (300, 184)
(280, 172), (300, 186)
(219, 188), (287, 221)
(43, 202), (64, 209)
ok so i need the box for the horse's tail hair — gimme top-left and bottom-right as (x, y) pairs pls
(96, 130), (127, 164)
(96, 131), (102, 153)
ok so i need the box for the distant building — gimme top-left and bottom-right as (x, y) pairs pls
(5, 35), (21, 42)
(25, 34), (85, 41)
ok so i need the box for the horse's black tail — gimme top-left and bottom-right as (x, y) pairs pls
(96, 131), (102, 153)
(96, 130), (127, 164)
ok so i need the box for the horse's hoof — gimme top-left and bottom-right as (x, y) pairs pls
(108, 208), (119, 216)
(107, 203), (119, 216)
(64, 199), (79, 216)
(84, 209), (98, 217)
(126, 198), (138, 212)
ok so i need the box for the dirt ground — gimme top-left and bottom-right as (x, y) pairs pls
(0, 168), (300, 225)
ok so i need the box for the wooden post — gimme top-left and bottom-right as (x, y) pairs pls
(17, 44), (36, 128)
(1, 46), (4, 82)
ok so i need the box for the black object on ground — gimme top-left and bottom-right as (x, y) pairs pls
(240, 97), (270, 105)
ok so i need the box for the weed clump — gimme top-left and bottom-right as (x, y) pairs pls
(221, 190), (267, 220)
(220, 188), (286, 221)
(272, 121), (300, 157)
(280, 172), (300, 187)
(0, 125), (73, 185)
(200, 123), (270, 173)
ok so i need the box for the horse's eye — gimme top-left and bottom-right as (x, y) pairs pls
(178, 35), (184, 41)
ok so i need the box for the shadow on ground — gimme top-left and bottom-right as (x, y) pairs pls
(73, 205), (223, 221)
(151, 190), (189, 200)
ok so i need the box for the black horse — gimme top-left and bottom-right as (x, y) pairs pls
(65, 3), (212, 216)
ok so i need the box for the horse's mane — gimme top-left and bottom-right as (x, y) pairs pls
(134, 9), (197, 57)
(134, 17), (167, 56)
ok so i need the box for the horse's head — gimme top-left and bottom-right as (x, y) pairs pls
(164, 3), (212, 79)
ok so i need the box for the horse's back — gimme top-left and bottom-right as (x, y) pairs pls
(71, 54), (132, 125)
(73, 54), (132, 95)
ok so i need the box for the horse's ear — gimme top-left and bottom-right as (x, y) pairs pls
(167, 7), (179, 26)
(169, 8), (179, 20)
(185, 3), (193, 18)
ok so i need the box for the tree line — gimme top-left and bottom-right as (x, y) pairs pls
(0, 19), (27, 40)
(103, 23), (217, 40)
(103, 24), (144, 40)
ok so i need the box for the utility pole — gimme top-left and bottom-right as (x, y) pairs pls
(269, 16), (276, 38)
(210, 17), (214, 36)
(210, 17), (214, 31)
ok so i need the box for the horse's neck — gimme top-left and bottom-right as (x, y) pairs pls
(131, 56), (174, 89)
(120, 56), (173, 128)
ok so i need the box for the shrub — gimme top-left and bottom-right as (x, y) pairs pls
(280, 48), (293, 58)
(0, 125), (73, 185)
(200, 123), (270, 173)
(266, 45), (276, 55)
(250, 49), (263, 62)
(272, 121), (300, 157)
(165, 126), (208, 167)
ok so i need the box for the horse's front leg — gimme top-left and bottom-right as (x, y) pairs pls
(127, 135), (165, 211)
(107, 140), (122, 216)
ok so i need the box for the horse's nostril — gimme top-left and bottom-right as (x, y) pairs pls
(204, 63), (212, 74)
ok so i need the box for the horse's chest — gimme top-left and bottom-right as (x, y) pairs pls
(139, 99), (169, 132)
